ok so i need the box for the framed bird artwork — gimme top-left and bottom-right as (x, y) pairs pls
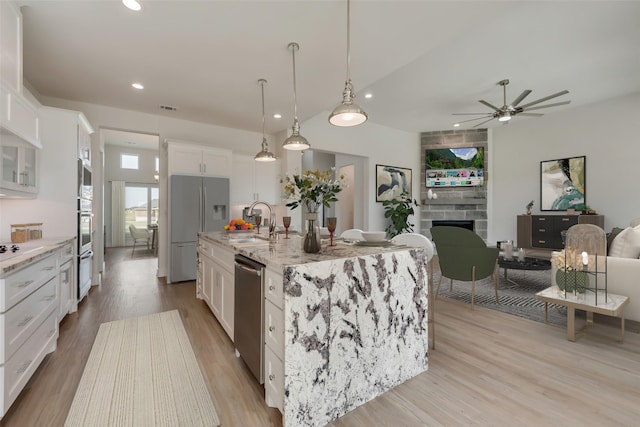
(376, 164), (412, 202)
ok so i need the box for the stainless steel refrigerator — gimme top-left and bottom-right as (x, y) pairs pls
(170, 175), (229, 283)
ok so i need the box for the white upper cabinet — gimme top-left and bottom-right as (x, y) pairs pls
(167, 141), (231, 178)
(0, 82), (41, 149)
(231, 154), (281, 205)
(0, 0), (22, 93)
(0, 136), (38, 195)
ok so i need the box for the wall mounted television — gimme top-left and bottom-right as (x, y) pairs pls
(425, 147), (484, 187)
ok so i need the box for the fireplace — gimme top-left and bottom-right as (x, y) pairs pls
(431, 219), (474, 231)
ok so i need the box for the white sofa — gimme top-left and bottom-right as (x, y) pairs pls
(550, 222), (640, 323)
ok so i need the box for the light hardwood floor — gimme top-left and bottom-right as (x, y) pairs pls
(3, 248), (639, 426)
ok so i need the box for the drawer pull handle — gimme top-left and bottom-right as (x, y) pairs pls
(44, 295), (56, 301)
(269, 285), (275, 291)
(538, 229), (546, 232)
(18, 315), (34, 327)
(539, 240), (546, 244)
(269, 374), (275, 381)
(538, 218), (546, 221)
(269, 326), (275, 332)
(16, 360), (33, 374)
(15, 280), (34, 288)
(43, 266), (55, 271)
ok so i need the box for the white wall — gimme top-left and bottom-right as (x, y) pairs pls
(490, 92), (640, 244)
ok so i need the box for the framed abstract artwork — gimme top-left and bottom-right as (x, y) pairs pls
(376, 164), (412, 202)
(540, 155), (586, 211)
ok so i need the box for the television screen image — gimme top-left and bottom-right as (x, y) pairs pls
(425, 147), (484, 187)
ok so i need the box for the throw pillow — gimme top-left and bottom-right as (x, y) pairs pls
(607, 227), (625, 253)
(608, 226), (640, 259)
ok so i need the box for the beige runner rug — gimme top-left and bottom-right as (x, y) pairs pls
(65, 310), (220, 426)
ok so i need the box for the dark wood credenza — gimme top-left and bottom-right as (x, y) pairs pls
(517, 214), (605, 250)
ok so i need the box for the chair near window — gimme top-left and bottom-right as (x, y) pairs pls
(129, 224), (152, 257)
(430, 226), (500, 310)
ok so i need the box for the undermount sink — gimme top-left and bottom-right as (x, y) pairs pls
(228, 236), (271, 245)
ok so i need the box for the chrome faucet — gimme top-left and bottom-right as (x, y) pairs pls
(247, 200), (277, 240)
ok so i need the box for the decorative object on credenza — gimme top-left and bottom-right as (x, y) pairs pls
(382, 192), (418, 238)
(376, 164), (412, 202)
(526, 200), (534, 215)
(540, 155), (586, 211)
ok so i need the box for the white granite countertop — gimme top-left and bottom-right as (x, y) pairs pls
(199, 231), (413, 268)
(0, 237), (75, 276)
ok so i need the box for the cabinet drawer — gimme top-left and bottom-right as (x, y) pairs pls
(264, 268), (283, 309)
(59, 242), (74, 263)
(265, 299), (284, 361)
(2, 275), (58, 363)
(2, 311), (57, 415)
(198, 238), (215, 259)
(1, 253), (57, 312)
(264, 345), (284, 413)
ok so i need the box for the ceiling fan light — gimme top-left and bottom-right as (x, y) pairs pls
(498, 114), (512, 122)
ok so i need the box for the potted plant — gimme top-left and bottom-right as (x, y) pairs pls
(526, 200), (534, 215)
(382, 192), (418, 238)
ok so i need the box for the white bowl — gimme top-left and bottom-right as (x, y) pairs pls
(361, 231), (387, 242)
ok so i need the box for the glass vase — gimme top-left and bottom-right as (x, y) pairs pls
(303, 213), (321, 253)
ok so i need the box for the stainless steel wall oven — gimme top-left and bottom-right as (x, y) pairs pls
(77, 159), (93, 301)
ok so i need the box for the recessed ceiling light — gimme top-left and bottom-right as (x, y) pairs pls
(364, 93), (373, 99)
(453, 123), (460, 127)
(273, 113), (282, 119)
(131, 82), (144, 90)
(122, 0), (142, 11)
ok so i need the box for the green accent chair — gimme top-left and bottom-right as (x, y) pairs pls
(430, 226), (500, 310)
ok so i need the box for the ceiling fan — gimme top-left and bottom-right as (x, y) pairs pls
(453, 79), (570, 128)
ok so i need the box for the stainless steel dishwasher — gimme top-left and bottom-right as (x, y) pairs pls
(234, 254), (265, 384)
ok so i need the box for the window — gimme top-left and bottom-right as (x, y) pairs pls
(121, 154), (139, 170)
(155, 157), (159, 173)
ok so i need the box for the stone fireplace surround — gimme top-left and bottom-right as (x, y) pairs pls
(420, 129), (488, 241)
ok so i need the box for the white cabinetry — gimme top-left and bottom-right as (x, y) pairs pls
(263, 267), (284, 413)
(0, 82), (40, 148)
(231, 154), (280, 205)
(167, 142), (231, 178)
(77, 117), (92, 163)
(0, 138), (38, 195)
(0, 0), (22, 93)
(0, 250), (60, 419)
(57, 242), (75, 321)
(197, 237), (235, 340)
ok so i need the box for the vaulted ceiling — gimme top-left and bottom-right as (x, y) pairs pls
(19, 0), (640, 137)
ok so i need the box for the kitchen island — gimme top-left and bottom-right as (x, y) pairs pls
(198, 232), (429, 427)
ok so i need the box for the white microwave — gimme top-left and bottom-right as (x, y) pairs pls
(78, 159), (93, 200)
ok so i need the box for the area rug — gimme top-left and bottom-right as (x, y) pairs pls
(433, 268), (569, 325)
(65, 310), (220, 427)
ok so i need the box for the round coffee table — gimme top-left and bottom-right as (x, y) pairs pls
(498, 255), (551, 285)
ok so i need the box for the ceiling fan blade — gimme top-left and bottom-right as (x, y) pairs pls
(521, 100), (572, 112)
(452, 113), (495, 115)
(455, 115), (494, 124)
(511, 90), (532, 107)
(479, 100), (501, 112)
(517, 113), (544, 117)
(473, 117), (496, 128)
(518, 90), (569, 109)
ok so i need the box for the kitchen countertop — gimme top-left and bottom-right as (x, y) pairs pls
(199, 231), (411, 268)
(0, 237), (76, 275)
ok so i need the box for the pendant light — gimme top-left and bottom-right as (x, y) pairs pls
(329, 0), (367, 127)
(254, 79), (277, 162)
(282, 42), (310, 151)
